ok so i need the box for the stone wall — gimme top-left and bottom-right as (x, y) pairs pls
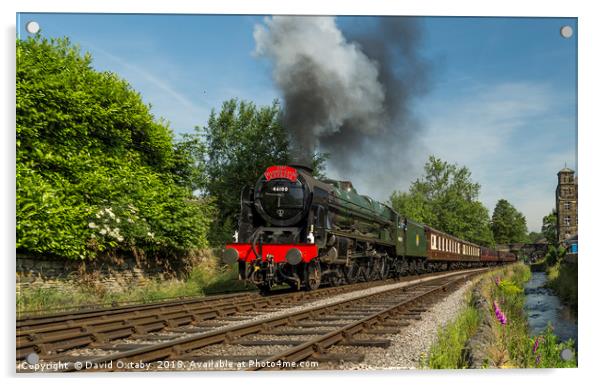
(462, 280), (498, 368)
(16, 250), (213, 293)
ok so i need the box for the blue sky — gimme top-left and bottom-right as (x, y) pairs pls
(17, 14), (577, 232)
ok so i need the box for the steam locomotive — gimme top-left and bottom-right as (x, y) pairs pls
(223, 164), (515, 292)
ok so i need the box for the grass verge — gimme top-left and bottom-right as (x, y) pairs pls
(427, 304), (480, 369)
(16, 263), (253, 316)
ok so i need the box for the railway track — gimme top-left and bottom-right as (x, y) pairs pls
(17, 277), (403, 362)
(16, 267), (489, 372)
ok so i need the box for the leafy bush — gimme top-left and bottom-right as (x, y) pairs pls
(17, 36), (214, 259)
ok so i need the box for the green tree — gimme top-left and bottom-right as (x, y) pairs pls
(491, 199), (529, 244)
(193, 99), (325, 244)
(389, 156), (495, 247)
(528, 231), (544, 244)
(542, 210), (558, 245)
(17, 36), (214, 259)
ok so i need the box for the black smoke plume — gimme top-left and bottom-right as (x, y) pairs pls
(254, 16), (431, 198)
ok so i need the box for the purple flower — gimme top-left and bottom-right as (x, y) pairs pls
(493, 300), (507, 325)
(536, 355), (541, 365)
(533, 337), (540, 354)
(495, 276), (501, 286)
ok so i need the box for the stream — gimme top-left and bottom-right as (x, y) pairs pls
(523, 271), (577, 347)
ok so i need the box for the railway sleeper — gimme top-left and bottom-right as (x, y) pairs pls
(340, 339), (391, 348)
(233, 339), (306, 346)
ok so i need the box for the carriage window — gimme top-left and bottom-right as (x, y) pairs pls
(431, 235), (437, 250)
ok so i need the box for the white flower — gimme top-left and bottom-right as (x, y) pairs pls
(147, 232), (155, 238)
(116, 236), (124, 242)
(99, 229), (107, 235)
(127, 218), (134, 224)
(88, 222), (97, 229)
(116, 218), (121, 223)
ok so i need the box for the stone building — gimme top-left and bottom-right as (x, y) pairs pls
(556, 167), (578, 242)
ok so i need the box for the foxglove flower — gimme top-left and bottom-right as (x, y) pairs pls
(533, 337), (540, 354)
(493, 300), (507, 325)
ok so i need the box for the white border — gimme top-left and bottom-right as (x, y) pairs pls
(3, 1), (600, 386)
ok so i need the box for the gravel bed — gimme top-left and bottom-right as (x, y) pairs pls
(327, 279), (474, 370)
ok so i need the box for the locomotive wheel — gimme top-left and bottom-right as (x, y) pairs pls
(372, 257), (388, 280)
(344, 262), (360, 284)
(304, 260), (322, 291)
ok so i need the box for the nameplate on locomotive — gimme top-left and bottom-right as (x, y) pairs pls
(264, 166), (298, 182)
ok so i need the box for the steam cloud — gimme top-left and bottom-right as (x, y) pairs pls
(254, 16), (430, 199)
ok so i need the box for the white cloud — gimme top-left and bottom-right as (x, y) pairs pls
(419, 81), (576, 232)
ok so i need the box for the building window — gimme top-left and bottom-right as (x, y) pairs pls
(564, 216), (571, 226)
(564, 202), (571, 210)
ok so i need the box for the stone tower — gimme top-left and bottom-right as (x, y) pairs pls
(556, 167), (578, 242)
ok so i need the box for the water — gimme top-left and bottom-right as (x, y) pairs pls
(523, 271), (578, 346)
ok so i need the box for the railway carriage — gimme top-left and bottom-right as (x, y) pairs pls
(425, 227), (481, 270)
(224, 164), (515, 292)
(480, 247), (500, 265)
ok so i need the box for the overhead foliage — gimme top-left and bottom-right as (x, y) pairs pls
(390, 156), (495, 247)
(16, 36), (214, 259)
(491, 199), (529, 244)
